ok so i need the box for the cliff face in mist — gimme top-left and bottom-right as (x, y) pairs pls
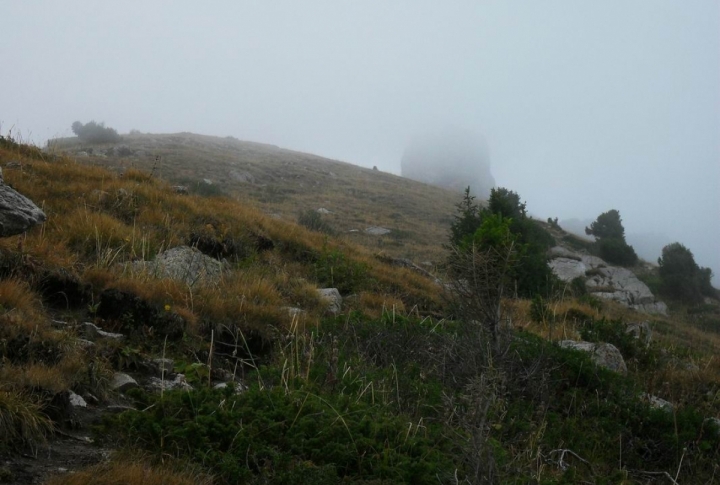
(400, 128), (495, 199)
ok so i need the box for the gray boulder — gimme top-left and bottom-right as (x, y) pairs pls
(129, 246), (226, 287)
(318, 288), (342, 314)
(559, 340), (627, 374)
(548, 246), (667, 315)
(0, 171), (46, 237)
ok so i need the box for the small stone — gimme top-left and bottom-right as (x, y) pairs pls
(364, 226), (391, 236)
(111, 373), (139, 392)
(316, 208), (332, 214)
(68, 390), (87, 408)
(82, 322), (124, 340)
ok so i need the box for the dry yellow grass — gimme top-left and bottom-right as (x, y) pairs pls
(42, 458), (213, 485)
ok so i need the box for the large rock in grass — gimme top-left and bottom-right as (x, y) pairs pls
(318, 288), (342, 314)
(559, 340), (627, 374)
(0, 168), (46, 236)
(129, 246), (226, 287)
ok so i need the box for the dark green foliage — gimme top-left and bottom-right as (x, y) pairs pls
(449, 187), (482, 247)
(658, 242), (716, 304)
(596, 237), (638, 267)
(315, 245), (368, 294)
(106, 385), (454, 485)
(297, 209), (334, 235)
(570, 276), (587, 297)
(585, 209), (638, 267)
(488, 187), (526, 220)
(449, 187), (558, 298)
(585, 209), (625, 240)
(71, 120), (122, 144)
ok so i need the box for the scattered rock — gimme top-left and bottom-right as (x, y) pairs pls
(213, 382), (247, 393)
(625, 321), (652, 346)
(642, 393), (673, 412)
(4, 160), (21, 169)
(151, 358), (175, 377)
(76, 151), (89, 157)
(318, 288), (342, 314)
(146, 374), (193, 392)
(0, 178), (47, 237)
(67, 391), (87, 409)
(106, 404), (137, 414)
(704, 417), (720, 436)
(282, 307), (305, 318)
(82, 322), (124, 341)
(364, 226), (391, 236)
(316, 208), (332, 214)
(128, 245), (226, 287)
(111, 373), (138, 392)
(228, 170), (255, 184)
(559, 340), (628, 374)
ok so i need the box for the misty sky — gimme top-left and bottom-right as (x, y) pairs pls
(2, 1), (718, 279)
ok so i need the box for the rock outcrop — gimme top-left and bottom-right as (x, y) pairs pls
(0, 167), (47, 237)
(559, 340), (628, 374)
(548, 246), (667, 315)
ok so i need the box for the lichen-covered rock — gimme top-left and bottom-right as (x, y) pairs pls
(129, 245), (226, 287)
(559, 340), (627, 374)
(318, 288), (342, 314)
(0, 174), (46, 237)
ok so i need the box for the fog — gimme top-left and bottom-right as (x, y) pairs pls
(2, 1), (718, 281)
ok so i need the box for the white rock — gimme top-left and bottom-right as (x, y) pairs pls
(364, 226), (391, 236)
(213, 382), (247, 393)
(317, 288), (342, 314)
(68, 390), (87, 408)
(82, 322), (124, 340)
(316, 208), (332, 214)
(559, 340), (627, 374)
(642, 393), (673, 412)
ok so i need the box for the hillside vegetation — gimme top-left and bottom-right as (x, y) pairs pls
(1, 133), (719, 484)
(48, 132), (460, 264)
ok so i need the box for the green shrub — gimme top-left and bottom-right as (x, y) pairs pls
(314, 246), (368, 294)
(585, 209), (638, 267)
(597, 237), (638, 267)
(104, 384), (454, 485)
(658, 242), (716, 304)
(71, 120), (122, 144)
(297, 209), (334, 235)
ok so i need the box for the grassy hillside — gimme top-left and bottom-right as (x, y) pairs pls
(1, 134), (719, 484)
(48, 132), (460, 264)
